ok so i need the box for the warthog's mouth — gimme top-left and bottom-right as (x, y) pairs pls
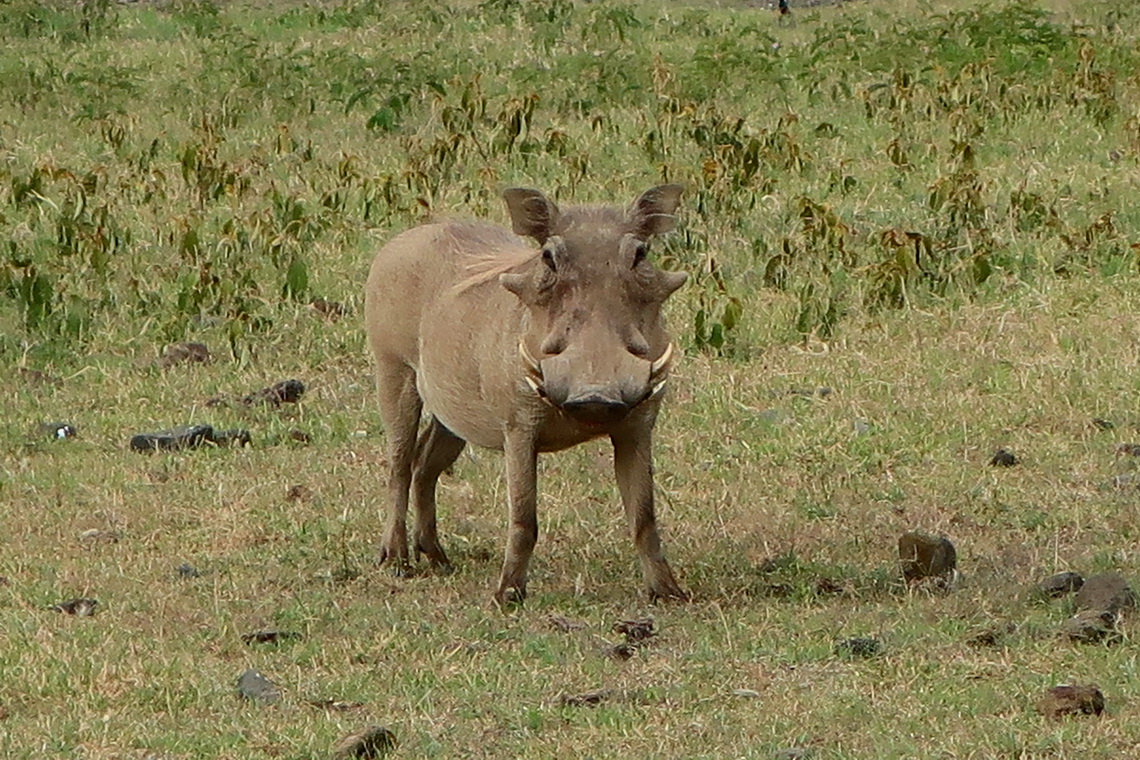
(518, 340), (675, 419)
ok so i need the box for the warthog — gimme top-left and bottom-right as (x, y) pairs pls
(364, 185), (689, 605)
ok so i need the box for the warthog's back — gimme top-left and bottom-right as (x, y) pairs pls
(365, 221), (533, 450)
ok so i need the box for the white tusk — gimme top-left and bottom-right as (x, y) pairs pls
(650, 342), (675, 377)
(518, 339), (543, 377)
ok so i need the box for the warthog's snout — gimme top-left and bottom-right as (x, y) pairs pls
(561, 390), (630, 426)
(520, 340), (674, 426)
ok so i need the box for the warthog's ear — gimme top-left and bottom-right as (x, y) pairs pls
(628, 184), (684, 238)
(503, 188), (559, 244)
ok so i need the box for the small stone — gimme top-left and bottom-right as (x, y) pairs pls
(613, 617), (655, 643)
(1060, 610), (1119, 644)
(160, 341), (211, 368)
(237, 668), (281, 703)
(37, 422), (76, 440)
(1092, 418), (1115, 430)
(602, 642), (637, 661)
(547, 613), (587, 633)
(51, 598), (98, 616)
(1037, 684), (1105, 719)
(208, 428), (251, 448)
(1074, 573), (1136, 614)
(558, 689), (613, 707)
(241, 629), (303, 646)
(1037, 571), (1084, 598)
(242, 379), (305, 407)
(331, 725), (397, 759)
(285, 484), (312, 502)
(311, 298), (346, 321)
(966, 622), (1016, 648)
(835, 637), (882, 658)
(989, 448), (1019, 467)
(177, 563), (203, 579)
(129, 425), (215, 453)
(898, 531), (957, 584)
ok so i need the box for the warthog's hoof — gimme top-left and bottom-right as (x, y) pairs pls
(493, 584), (527, 609)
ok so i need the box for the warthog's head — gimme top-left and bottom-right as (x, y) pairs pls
(500, 185), (687, 428)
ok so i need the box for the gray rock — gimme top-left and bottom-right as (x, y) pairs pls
(1060, 610), (1119, 644)
(237, 668), (281, 703)
(1074, 573), (1136, 614)
(1037, 571), (1084, 598)
(1037, 684), (1105, 719)
(898, 531), (957, 584)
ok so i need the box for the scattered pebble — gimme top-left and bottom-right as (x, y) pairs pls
(1074, 573), (1136, 614)
(547, 613), (587, 633)
(241, 629), (303, 646)
(311, 298), (346, 321)
(1060, 610), (1119, 644)
(331, 725), (397, 759)
(1037, 571), (1084, 599)
(966, 622), (1016, 648)
(835, 637), (882, 659)
(613, 617), (656, 643)
(51, 598), (98, 616)
(242, 379), (305, 407)
(558, 689), (613, 707)
(237, 668), (281, 703)
(898, 531), (957, 585)
(160, 341), (211, 368)
(989, 448), (1019, 467)
(1037, 684), (1105, 719)
(177, 563), (203, 579)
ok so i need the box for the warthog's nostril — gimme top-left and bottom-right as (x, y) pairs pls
(561, 393), (630, 426)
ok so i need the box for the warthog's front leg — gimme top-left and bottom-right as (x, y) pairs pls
(612, 429), (688, 601)
(494, 428), (539, 607)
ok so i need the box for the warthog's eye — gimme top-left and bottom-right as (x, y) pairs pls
(541, 248), (556, 272)
(632, 243), (647, 268)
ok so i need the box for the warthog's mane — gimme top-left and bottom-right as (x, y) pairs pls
(451, 207), (628, 294)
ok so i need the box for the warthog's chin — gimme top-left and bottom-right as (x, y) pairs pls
(518, 341), (673, 422)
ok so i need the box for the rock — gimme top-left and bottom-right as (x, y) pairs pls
(989, 448), (1019, 467)
(1037, 684), (1105, 719)
(547, 613), (587, 633)
(1091, 418), (1115, 430)
(1074, 573), (1136, 614)
(130, 425), (215, 452)
(613, 617), (655, 643)
(177, 563), (203, 579)
(38, 422), (76, 440)
(331, 725), (397, 759)
(51, 598), (98, 616)
(898, 531), (957, 584)
(209, 429), (252, 448)
(1060, 610), (1119, 644)
(558, 689), (613, 707)
(835, 637), (882, 658)
(1037, 571), (1084, 598)
(311, 298), (346, 322)
(242, 379), (305, 407)
(241, 629), (303, 646)
(160, 341), (211, 368)
(966, 622), (1016, 648)
(602, 642), (636, 661)
(237, 668), (281, 703)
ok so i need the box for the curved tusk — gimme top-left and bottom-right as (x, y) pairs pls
(650, 342), (675, 378)
(518, 339), (543, 378)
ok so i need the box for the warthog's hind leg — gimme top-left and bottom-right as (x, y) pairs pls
(612, 430), (689, 601)
(376, 362), (422, 575)
(411, 416), (465, 569)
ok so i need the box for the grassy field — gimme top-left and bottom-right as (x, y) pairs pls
(3, 0), (1140, 757)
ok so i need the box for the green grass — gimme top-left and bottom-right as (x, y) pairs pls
(3, 0), (1140, 757)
